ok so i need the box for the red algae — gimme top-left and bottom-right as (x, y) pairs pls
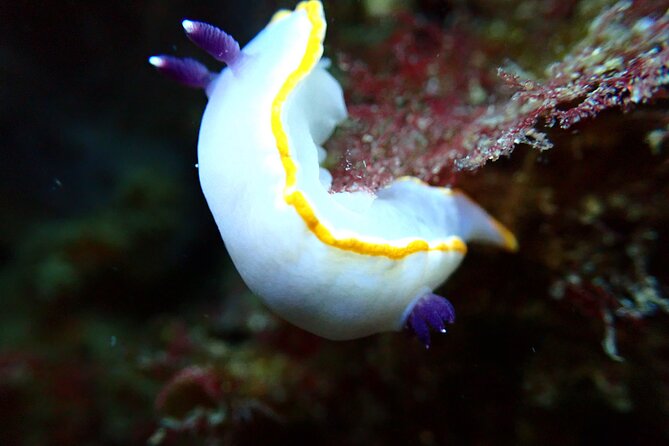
(325, 0), (669, 360)
(326, 1), (669, 191)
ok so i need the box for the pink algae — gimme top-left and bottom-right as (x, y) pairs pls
(325, 1), (669, 192)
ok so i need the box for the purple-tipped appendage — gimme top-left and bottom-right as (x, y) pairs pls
(406, 293), (456, 348)
(148, 55), (214, 89)
(182, 20), (242, 67)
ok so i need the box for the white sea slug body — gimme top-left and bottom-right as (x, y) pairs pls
(150, 1), (517, 346)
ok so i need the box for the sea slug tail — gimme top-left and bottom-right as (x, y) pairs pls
(452, 191), (518, 252)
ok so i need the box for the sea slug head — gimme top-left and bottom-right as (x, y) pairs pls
(148, 1), (326, 99)
(148, 19), (241, 96)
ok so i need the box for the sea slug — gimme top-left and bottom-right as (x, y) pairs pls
(149, 1), (517, 346)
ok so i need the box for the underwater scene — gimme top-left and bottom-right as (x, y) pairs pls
(1, 0), (668, 444)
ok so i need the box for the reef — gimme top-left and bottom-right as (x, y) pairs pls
(326, 0), (669, 361)
(326, 1), (669, 189)
(1, 0), (668, 445)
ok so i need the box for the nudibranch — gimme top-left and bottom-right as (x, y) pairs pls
(150, 1), (517, 347)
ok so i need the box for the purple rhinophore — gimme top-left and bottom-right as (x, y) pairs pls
(148, 55), (214, 89)
(182, 20), (242, 67)
(406, 292), (456, 348)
